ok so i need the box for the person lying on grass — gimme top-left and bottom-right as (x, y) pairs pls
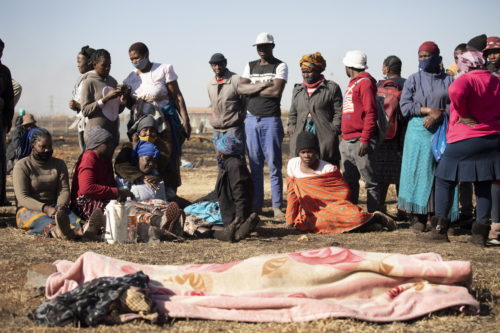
(286, 131), (397, 234)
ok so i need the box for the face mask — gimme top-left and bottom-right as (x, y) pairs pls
(138, 135), (157, 143)
(133, 57), (149, 71)
(33, 151), (53, 162)
(216, 155), (225, 169)
(419, 55), (442, 72)
(304, 76), (319, 84)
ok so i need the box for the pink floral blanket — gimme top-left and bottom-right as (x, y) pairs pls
(46, 247), (479, 322)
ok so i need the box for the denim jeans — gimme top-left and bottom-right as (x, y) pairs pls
(244, 114), (284, 209)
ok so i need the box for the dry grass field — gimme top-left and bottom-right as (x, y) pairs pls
(0, 121), (497, 332)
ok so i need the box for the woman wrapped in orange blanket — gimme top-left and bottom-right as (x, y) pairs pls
(286, 132), (397, 234)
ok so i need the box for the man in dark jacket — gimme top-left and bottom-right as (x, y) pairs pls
(0, 38), (15, 205)
(212, 134), (259, 242)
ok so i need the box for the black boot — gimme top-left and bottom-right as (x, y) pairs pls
(410, 214), (426, 233)
(234, 213), (260, 241)
(469, 222), (491, 247)
(213, 221), (238, 242)
(419, 216), (450, 242)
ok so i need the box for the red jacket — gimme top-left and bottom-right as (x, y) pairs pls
(341, 72), (377, 143)
(71, 150), (119, 201)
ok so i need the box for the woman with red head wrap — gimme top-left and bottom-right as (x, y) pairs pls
(398, 41), (457, 237)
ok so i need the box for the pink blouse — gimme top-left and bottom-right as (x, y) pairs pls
(447, 70), (500, 143)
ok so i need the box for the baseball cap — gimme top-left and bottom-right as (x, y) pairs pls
(253, 32), (274, 46)
(343, 50), (368, 70)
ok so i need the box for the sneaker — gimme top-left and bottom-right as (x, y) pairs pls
(55, 209), (74, 240)
(83, 209), (104, 242)
(273, 207), (285, 219)
(486, 238), (500, 246)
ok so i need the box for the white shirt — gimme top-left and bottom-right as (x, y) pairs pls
(123, 63), (178, 109)
(286, 157), (336, 178)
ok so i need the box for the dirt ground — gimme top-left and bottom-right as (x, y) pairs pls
(0, 128), (498, 333)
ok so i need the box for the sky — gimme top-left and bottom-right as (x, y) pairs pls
(1, 0), (499, 117)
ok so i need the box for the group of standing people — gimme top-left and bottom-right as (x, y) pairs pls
(206, 32), (499, 247)
(1, 32), (499, 247)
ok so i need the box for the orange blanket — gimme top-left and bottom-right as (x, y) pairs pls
(286, 170), (372, 233)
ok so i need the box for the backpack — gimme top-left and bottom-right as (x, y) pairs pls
(375, 80), (402, 142)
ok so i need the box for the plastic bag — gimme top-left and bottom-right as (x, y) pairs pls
(431, 113), (448, 162)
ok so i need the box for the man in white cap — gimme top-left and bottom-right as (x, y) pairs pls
(339, 50), (380, 213)
(238, 32), (288, 218)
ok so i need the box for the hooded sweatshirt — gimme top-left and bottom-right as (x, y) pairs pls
(79, 70), (123, 145)
(340, 72), (378, 143)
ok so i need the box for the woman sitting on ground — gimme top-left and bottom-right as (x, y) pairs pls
(71, 127), (132, 223)
(13, 130), (97, 240)
(209, 134), (259, 242)
(115, 115), (190, 207)
(286, 131), (397, 234)
(116, 139), (184, 242)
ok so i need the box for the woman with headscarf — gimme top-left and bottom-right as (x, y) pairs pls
(116, 140), (165, 201)
(424, 48), (500, 246)
(398, 41), (457, 232)
(79, 49), (129, 148)
(13, 130), (98, 240)
(114, 115), (190, 207)
(123, 42), (191, 192)
(71, 127), (132, 222)
(287, 52), (343, 165)
(115, 139), (184, 242)
(69, 45), (96, 151)
(374, 55), (406, 216)
(286, 131), (397, 234)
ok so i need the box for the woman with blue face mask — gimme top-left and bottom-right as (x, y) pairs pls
(287, 52), (343, 166)
(398, 41), (457, 235)
(122, 42), (191, 193)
